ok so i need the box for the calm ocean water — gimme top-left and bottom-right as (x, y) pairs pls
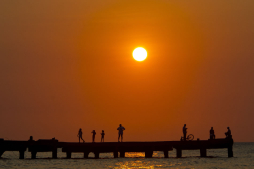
(0, 142), (253, 169)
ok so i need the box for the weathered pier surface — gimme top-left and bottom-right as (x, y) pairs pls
(0, 138), (233, 159)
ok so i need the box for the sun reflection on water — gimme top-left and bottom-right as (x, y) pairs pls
(125, 152), (145, 158)
(113, 153), (164, 169)
(114, 160), (155, 169)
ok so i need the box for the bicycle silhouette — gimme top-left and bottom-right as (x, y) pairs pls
(181, 134), (194, 141)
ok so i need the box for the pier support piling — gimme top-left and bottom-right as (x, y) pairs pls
(164, 151), (169, 158)
(84, 152), (89, 158)
(200, 148), (207, 157)
(145, 151), (153, 158)
(66, 152), (71, 159)
(19, 151), (25, 159)
(114, 151), (118, 158)
(31, 151), (37, 159)
(94, 152), (100, 159)
(52, 149), (57, 159)
(228, 146), (233, 157)
(120, 151), (125, 158)
(0, 150), (5, 158)
(176, 149), (182, 158)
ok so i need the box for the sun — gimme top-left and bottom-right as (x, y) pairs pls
(132, 47), (147, 61)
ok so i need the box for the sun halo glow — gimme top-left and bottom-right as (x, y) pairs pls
(132, 47), (147, 61)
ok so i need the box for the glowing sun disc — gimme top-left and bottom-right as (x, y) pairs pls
(133, 47), (147, 61)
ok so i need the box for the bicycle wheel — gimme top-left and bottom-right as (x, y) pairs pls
(187, 134), (194, 141)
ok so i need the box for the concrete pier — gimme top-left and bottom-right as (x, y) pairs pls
(0, 138), (233, 159)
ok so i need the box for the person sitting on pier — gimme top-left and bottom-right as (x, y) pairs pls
(183, 124), (187, 141)
(117, 124), (125, 142)
(101, 130), (105, 142)
(210, 127), (215, 139)
(92, 130), (96, 142)
(225, 127), (232, 138)
(77, 128), (85, 143)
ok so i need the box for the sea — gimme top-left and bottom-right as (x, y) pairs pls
(0, 142), (253, 169)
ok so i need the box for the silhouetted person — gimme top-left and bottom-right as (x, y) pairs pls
(210, 127), (215, 139)
(77, 128), (85, 143)
(101, 130), (105, 142)
(117, 124), (125, 142)
(91, 130), (96, 142)
(183, 124), (187, 141)
(29, 136), (34, 141)
(225, 127), (231, 138)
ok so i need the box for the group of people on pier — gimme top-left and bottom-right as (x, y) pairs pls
(78, 123), (231, 143)
(77, 124), (125, 143)
(182, 124), (232, 141)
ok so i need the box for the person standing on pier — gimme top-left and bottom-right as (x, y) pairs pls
(225, 127), (231, 138)
(183, 124), (187, 141)
(210, 127), (215, 139)
(117, 124), (125, 142)
(101, 130), (105, 142)
(92, 130), (96, 142)
(77, 128), (85, 143)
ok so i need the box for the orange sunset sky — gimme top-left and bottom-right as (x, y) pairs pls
(1, 0), (254, 142)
